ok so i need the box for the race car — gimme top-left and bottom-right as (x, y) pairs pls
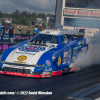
(0, 29), (87, 78)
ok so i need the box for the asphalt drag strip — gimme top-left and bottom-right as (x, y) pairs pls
(0, 64), (100, 100)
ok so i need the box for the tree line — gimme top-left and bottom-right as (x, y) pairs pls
(0, 10), (55, 25)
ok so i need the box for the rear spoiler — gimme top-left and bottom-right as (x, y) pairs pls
(64, 29), (85, 39)
(65, 34), (84, 39)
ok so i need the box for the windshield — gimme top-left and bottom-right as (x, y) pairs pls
(28, 34), (58, 45)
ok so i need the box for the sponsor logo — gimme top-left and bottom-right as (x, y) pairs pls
(82, 41), (84, 44)
(45, 66), (48, 68)
(77, 10), (88, 15)
(64, 9), (76, 15)
(63, 58), (67, 64)
(43, 72), (50, 74)
(64, 8), (100, 17)
(46, 60), (51, 66)
(42, 75), (45, 77)
(15, 52), (35, 55)
(46, 75), (50, 77)
(52, 56), (55, 59)
(78, 42), (81, 45)
(14, 61), (26, 64)
(17, 55), (27, 61)
(44, 69), (49, 72)
(90, 11), (100, 16)
(67, 48), (71, 64)
(27, 47), (35, 50)
(73, 48), (78, 61)
(18, 46), (45, 52)
(58, 56), (61, 66)
(49, 68), (52, 71)
(64, 52), (68, 58)
(73, 48), (78, 55)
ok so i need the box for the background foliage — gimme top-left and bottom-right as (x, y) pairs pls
(0, 10), (55, 25)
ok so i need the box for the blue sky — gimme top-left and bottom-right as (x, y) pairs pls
(0, 0), (56, 14)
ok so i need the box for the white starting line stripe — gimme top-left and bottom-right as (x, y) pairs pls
(69, 83), (100, 100)
(95, 97), (100, 100)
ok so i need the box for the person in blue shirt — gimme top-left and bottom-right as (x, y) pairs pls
(0, 25), (3, 36)
(33, 25), (39, 36)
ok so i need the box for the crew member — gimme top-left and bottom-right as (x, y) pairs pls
(33, 25), (39, 36)
(8, 23), (15, 41)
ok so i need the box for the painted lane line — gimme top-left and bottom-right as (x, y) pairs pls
(69, 83), (100, 100)
(95, 97), (100, 100)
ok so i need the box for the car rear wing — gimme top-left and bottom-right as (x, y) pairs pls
(64, 29), (85, 39)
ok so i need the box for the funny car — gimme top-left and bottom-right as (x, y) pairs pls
(0, 29), (87, 78)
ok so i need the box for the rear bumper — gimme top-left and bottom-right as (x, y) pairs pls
(0, 71), (51, 78)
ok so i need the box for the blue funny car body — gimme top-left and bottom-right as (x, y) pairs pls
(0, 29), (87, 78)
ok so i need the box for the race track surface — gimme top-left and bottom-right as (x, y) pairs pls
(0, 65), (100, 100)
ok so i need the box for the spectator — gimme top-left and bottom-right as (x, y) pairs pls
(8, 23), (15, 41)
(18, 24), (22, 34)
(33, 25), (39, 36)
(26, 26), (31, 34)
(0, 25), (3, 36)
(1, 22), (5, 34)
(6, 25), (9, 34)
(31, 18), (35, 28)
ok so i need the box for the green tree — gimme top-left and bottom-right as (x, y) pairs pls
(31, 13), (37, 18)
(21, 11), (28, 18)
(37, 13), (46, 19)
(46, 13), (55, 18)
